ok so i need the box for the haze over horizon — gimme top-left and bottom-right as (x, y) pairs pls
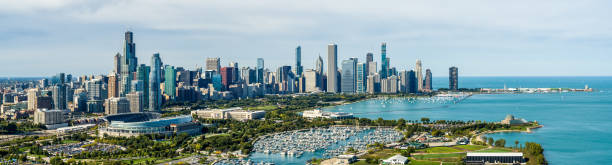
(1, 0), (611, 77)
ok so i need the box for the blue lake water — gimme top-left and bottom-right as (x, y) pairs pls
(325, 77), (612, 165)
(250, 77), (612, 164)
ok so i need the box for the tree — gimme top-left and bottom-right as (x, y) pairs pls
(487, 137), (494, 146)
(420, 117), (430, 124)
(494, 139), (506, 147)
(515, 140), (519, 150)
(431, 130), (444, 137)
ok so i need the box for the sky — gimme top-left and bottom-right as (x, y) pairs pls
(1, 0), (611, 77)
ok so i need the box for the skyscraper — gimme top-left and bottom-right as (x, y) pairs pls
(149, 53), (162, 111)
(316, 55), (324, 75)
(368, 61), (377, 76)
(51, 84), (66, 110)
(206, 57), (221, 72)
(416, 60), (423, 92)
(366, 52), (373, 75)
(341, 58), (358, 93)
(407, 70), (418, 93)
(257, 58), (264, 83)
(380, 43), (388, 79)
(327, 43), (338, 93)
(113, 53), (121, 74)
(220, 67), (233, 90)
(127, 92), (143, 113)
(164, 65), (176, 98)
(425, 69), (433, 92)
(449, 66), (459, 90)
(120, 31), (137, 96)
(295, 46), (303, 77)
(108, 72), (119, 98)
(230, 62), (240, 83)
(137, 64), (150, 109)
(356, 63), (367, 93)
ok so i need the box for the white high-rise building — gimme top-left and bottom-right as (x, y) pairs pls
(416, 60), (423, 92)
(327, 43), (338, 93)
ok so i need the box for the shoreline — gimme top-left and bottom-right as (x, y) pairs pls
(472, 125), (543, 144)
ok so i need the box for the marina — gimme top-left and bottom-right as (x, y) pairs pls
(248, 126), (402, 164)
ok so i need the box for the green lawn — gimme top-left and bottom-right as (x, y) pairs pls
(454, 145), (488, 151)
(417, 147), (463, 153)
(248, 105), (277, 110)
(362, 149), (398, 159)
(413, 153), (465, 160)
(475, 147), (513, 152)
(408, 159), (440, 165)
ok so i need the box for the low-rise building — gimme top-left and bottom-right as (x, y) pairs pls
(33, 109), (68, 129)
(501, 114), (529, 125)
(382, 154), (408, 165)
(191, 107), (266, 121)
(465, 152), (525, 165)
(302, 109), (353, 119)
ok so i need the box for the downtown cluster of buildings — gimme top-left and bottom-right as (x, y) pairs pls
(0, 30), (460, 128)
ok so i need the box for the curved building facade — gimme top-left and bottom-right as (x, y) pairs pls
(100, 112), (202, 137)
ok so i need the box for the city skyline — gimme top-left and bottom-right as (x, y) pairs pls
(2, 1), (612, 77)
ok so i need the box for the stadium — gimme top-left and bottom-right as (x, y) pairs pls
(99, 112), (202, 137)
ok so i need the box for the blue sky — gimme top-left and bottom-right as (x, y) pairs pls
(1, 0), (611, 77)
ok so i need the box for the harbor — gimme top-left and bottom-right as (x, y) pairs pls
(248, 126), (402, 164)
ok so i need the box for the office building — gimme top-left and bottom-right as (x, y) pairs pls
(105, 97), (130, 115)
(191, 107), (266, 121)
(341, 58), (357, 93)
(257, 58), (265, 83)
(113, 53), (121, 74)
(34, 109), (67, 129)
(120, 31), (138, 96)
(137, 64), (150, 109)
(424, 69), (432, 92)
(164, 65), (176, 98)
(206, 57), (221, 72)
(27, 89), (39, 110)
(416, 60), (423, 92)
(327, 43), (338, 93)
(366, 74), (380, 94)
(220, 67), (234, 90)
(407, 70), (417, 93)
(127, 92), (143, 113)
(295, 46), (303, 77)
(51, 85), (66, 110)
(108, 72), (119, 98)
(356, 63), (367, 93)
(380, 43), (388, 78)
(304, 69), (320, 92)
(149, 53), (163, 111)
(450, 66), (459, 90)
(366, 52), (373, 75)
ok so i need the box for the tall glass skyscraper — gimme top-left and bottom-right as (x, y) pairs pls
(356, 62), (367, 93)
(149, 53), (162, 111)
(137, 64), (150, 109)
(295, 46), (303, 77)
(380, 43), (388, 79)
(449, 66), (459, 90)
(257, 58), (264, 84)
(341, 58), (358, 93)
(164, 65), (176, 98)
(120, 31), (137, 96)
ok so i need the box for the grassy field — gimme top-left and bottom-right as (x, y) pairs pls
(61, 139), (80, 144)
(413, 153), (465, 160)
(453, 145), (488, 151)
(408, 159), (441, 165)
(352, 160), (377, 165)
(475, 147), (513, 152)
(360, 149), (399, 160)
(417, 147), (463, 153)
(248, 105), (278, 110)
